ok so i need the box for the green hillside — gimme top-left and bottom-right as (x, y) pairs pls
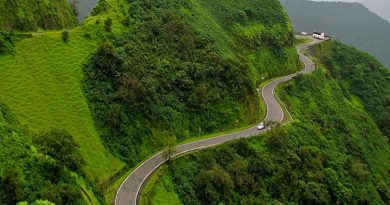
(142, 42), (390, 204)
(0, 0), (77, 31)
(0, 0), (130, 203)
(83, 0), (299, 175)
(0, 101), (99, 204)
(0, 0), (321, 204)
(311, 40), (390, 139)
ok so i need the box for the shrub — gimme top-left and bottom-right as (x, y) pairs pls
(62, 31), (69, 42)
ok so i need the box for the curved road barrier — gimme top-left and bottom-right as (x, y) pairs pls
(115, 38), (324, 205)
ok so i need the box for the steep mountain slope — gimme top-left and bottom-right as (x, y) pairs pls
(0, 0), (299, 203)
(360, 0), (390, 23)
(83, 0), (299, 174)
(0, 0), (77, 31)
(312, 40), (390, 139)
(280, 0), (390, 68)
(0, 0), (130, 204)
(142, 41), (390, 205)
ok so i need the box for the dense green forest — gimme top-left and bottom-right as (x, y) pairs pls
(280, 0), (390, 68)
(0, 0), (77, 31)
(84, 0), (300, 166)
(142, 43), (390, 204)
(0, 101), (86, 205)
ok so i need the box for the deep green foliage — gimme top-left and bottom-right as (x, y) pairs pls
(147, 69), (390, 204)
(83, 0), (297, 165)
(62, 31), (69, 42)
(0, 0), (78, 31)
(0, 32), (14, 55)
(0, 101), (85, 205)
(104, 17), (112, 32)
(312, 41), (390, 139)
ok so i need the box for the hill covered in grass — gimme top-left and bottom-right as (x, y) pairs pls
(142, 41), (390, 205)
(280, 0), (390, 68)
(0, 0), (130, 203)
(0, 101), (91, 205)
(0, 0), (77, 31)
(83, 0), (300, 170)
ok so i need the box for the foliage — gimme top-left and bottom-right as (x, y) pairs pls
(17, 200), (56, 205)
(143, 69), (390, 204)
(0, 101), (86, 204)
(83, 0), (298, 168)
(0, 32), (14, 55)
(0, 0), (133, 203)
(162, 137), (177, 161)
(104, 17), (112, 32)
(0, 32), (15, 55)
(0, 0), (78, 31)
(312, 40), (390, 139)
(62, 31), (69, 42)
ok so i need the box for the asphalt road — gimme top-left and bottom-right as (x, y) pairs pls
(115, 37), (324, 205)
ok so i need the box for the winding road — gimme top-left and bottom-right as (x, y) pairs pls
(115, 37), (324, 205)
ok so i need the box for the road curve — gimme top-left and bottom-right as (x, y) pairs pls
(115, 37), (324, 205)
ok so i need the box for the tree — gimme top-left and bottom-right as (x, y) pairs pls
(265, 121), (280, 130)
(70, 0), (79, 16)
(104, 17), (112, 32)
(162, 136), (177, 162)
(62, 31), (69, 42)
(0, 167), (23, 204)
(34, 129), (84, 171)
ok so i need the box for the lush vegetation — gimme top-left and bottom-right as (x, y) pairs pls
(0, 32), (14, 55)
(142, 50), (390, 204)
(84, 0), (299, 169)
(0, 0), (132, 203)
(280, 0), (390, 68)
(0, 101), (86, 204)
(0, 0), (77, 31)
(311, 41), (390, 139)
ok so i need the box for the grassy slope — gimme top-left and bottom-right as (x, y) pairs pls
(140, 166), (183, 205)
(0, 0), (77, 31)
(0, 0), (129, 195)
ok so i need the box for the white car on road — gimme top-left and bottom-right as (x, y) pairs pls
(257, 122), (266, 130)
